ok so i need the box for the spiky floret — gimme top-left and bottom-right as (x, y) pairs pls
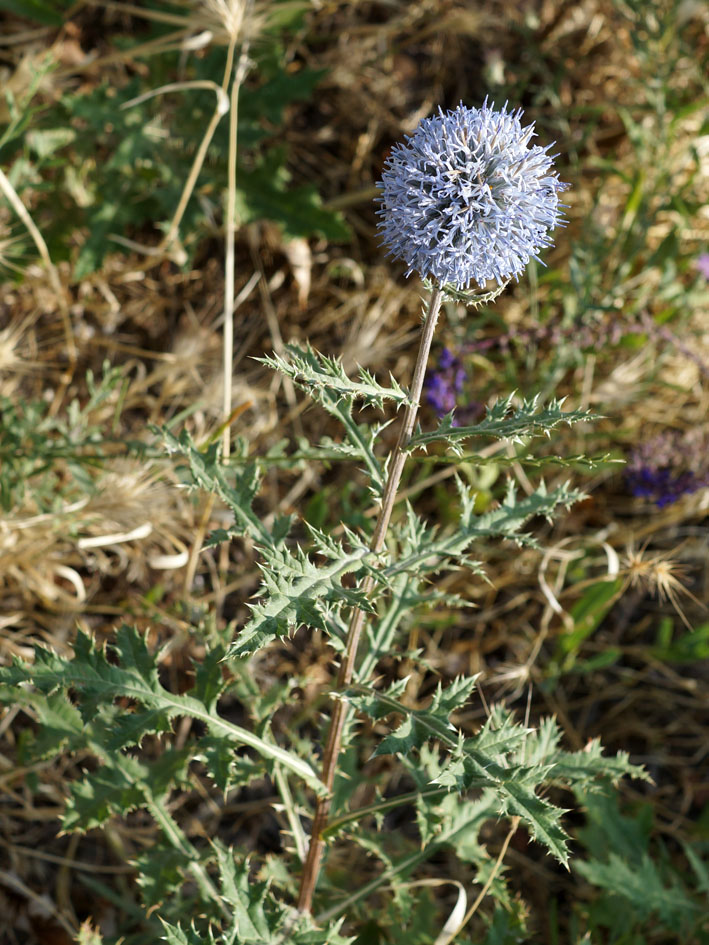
(377, 100), (568, 289)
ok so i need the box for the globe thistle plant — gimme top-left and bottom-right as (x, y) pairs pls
(300, 100), (571, 913)
(377, 101), (568, 289)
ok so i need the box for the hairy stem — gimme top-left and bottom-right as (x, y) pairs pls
(297, 286), (443, 912)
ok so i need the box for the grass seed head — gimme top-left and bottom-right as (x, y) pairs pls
(192, 0), (264, 44)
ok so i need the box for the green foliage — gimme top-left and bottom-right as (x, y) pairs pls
(410, 394), (591, 455)
(235, 149), (350, 243)
(260, 344), (410, 411)
(0, 361), (132, 511)
(172, 844), (354, 944)
(386, 478), (584, 586)
(226, 466), (584, 658)
(552, 578), (625, 672)
(348, 684), (646, 866)
(142, 825), (361, 943)
(1, 1), (704, 942)
(0, 0), (69, 25)
(259, 343), (409, 495)
(571, 788), (709, 942)
(1, 314), (648, 943)
(159, 427), (291, 549)
(0, 625), (325, 796)
(160, 348), (589, 668)
(228, 526), (375, 657)
(651, 617), (709, 663)
(0, 8), (348, 276)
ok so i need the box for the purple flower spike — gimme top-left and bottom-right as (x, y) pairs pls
(438, 346), (456, 369)
(425, 347), (483, 425)
(626, 429), (709, 507)
(377, 100), (568, 290)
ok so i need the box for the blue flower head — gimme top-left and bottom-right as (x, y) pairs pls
(376, 101), (568, 290)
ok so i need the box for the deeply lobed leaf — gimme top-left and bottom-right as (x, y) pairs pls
(0, 625), (325, 796)
(382, 478), (585, 584)
(349, 681), (647, 866)
(409, 393), (592, 456)
(259, 343), (409, 410)
(227, 532), (375, 658)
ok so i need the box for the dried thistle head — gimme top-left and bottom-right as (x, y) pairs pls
(127, 0), (265, 52)
(622, 543), (704, 630)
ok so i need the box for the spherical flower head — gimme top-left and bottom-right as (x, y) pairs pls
(376, 101), (568, 290)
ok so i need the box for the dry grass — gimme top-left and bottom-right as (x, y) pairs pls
(0, 0), (707, 941)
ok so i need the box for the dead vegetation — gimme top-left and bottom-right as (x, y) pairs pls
(0, 0), (707, 941)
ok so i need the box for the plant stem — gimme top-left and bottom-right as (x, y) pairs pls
(297, 286), (443, 913)
(222, 32), (248, 463)
(321, 786), (448, 838)
(454, 817), (519, 937)
(146, 796), (229, 920)
(314, 795), (490, 924)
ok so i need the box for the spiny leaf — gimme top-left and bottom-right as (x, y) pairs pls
(134, 845), (189, 910)
(5, 682), (184, 832)
(228, 537), (374, 658)
(349, 683), (575, 864)
(104, 705), (173, 751)
(495, 779), (570, 865)
(63, 766), (145, 832)
(158, 427), (284, 548)
(422, 792), (496, 867)
(197, 737), (267, 793)
(259, 344), (395, 494)
(384, 479), (584, 581)
(63, 748), (191, 832)
(347, 677), (410, 721)
(434, 742), (571, 865)
(575, 853), (701, 926)
(426, 676), (480, 725)
(348, 677), (478, 758)
(13, 689), (85, 760)
(518, 719), (649, 790)
(191, 645), (228, 714)
(159, 922), (203, 945)
(419, 450), (622, 470)
(527, 714), (563, 757)
(259, 343), (409, 410)
(474, 706), (532, 757)
(422, 276), (511, 308)
(313, 420), (392, 495)
(214, 848), (271, 941)
(409, 393), (592, 455)
(187, 844), (358, 944)
(546, 738), (651, 790)
(0, 627), (325, 795)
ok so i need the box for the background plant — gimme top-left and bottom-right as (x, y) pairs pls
(0, 1), (707, 943)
